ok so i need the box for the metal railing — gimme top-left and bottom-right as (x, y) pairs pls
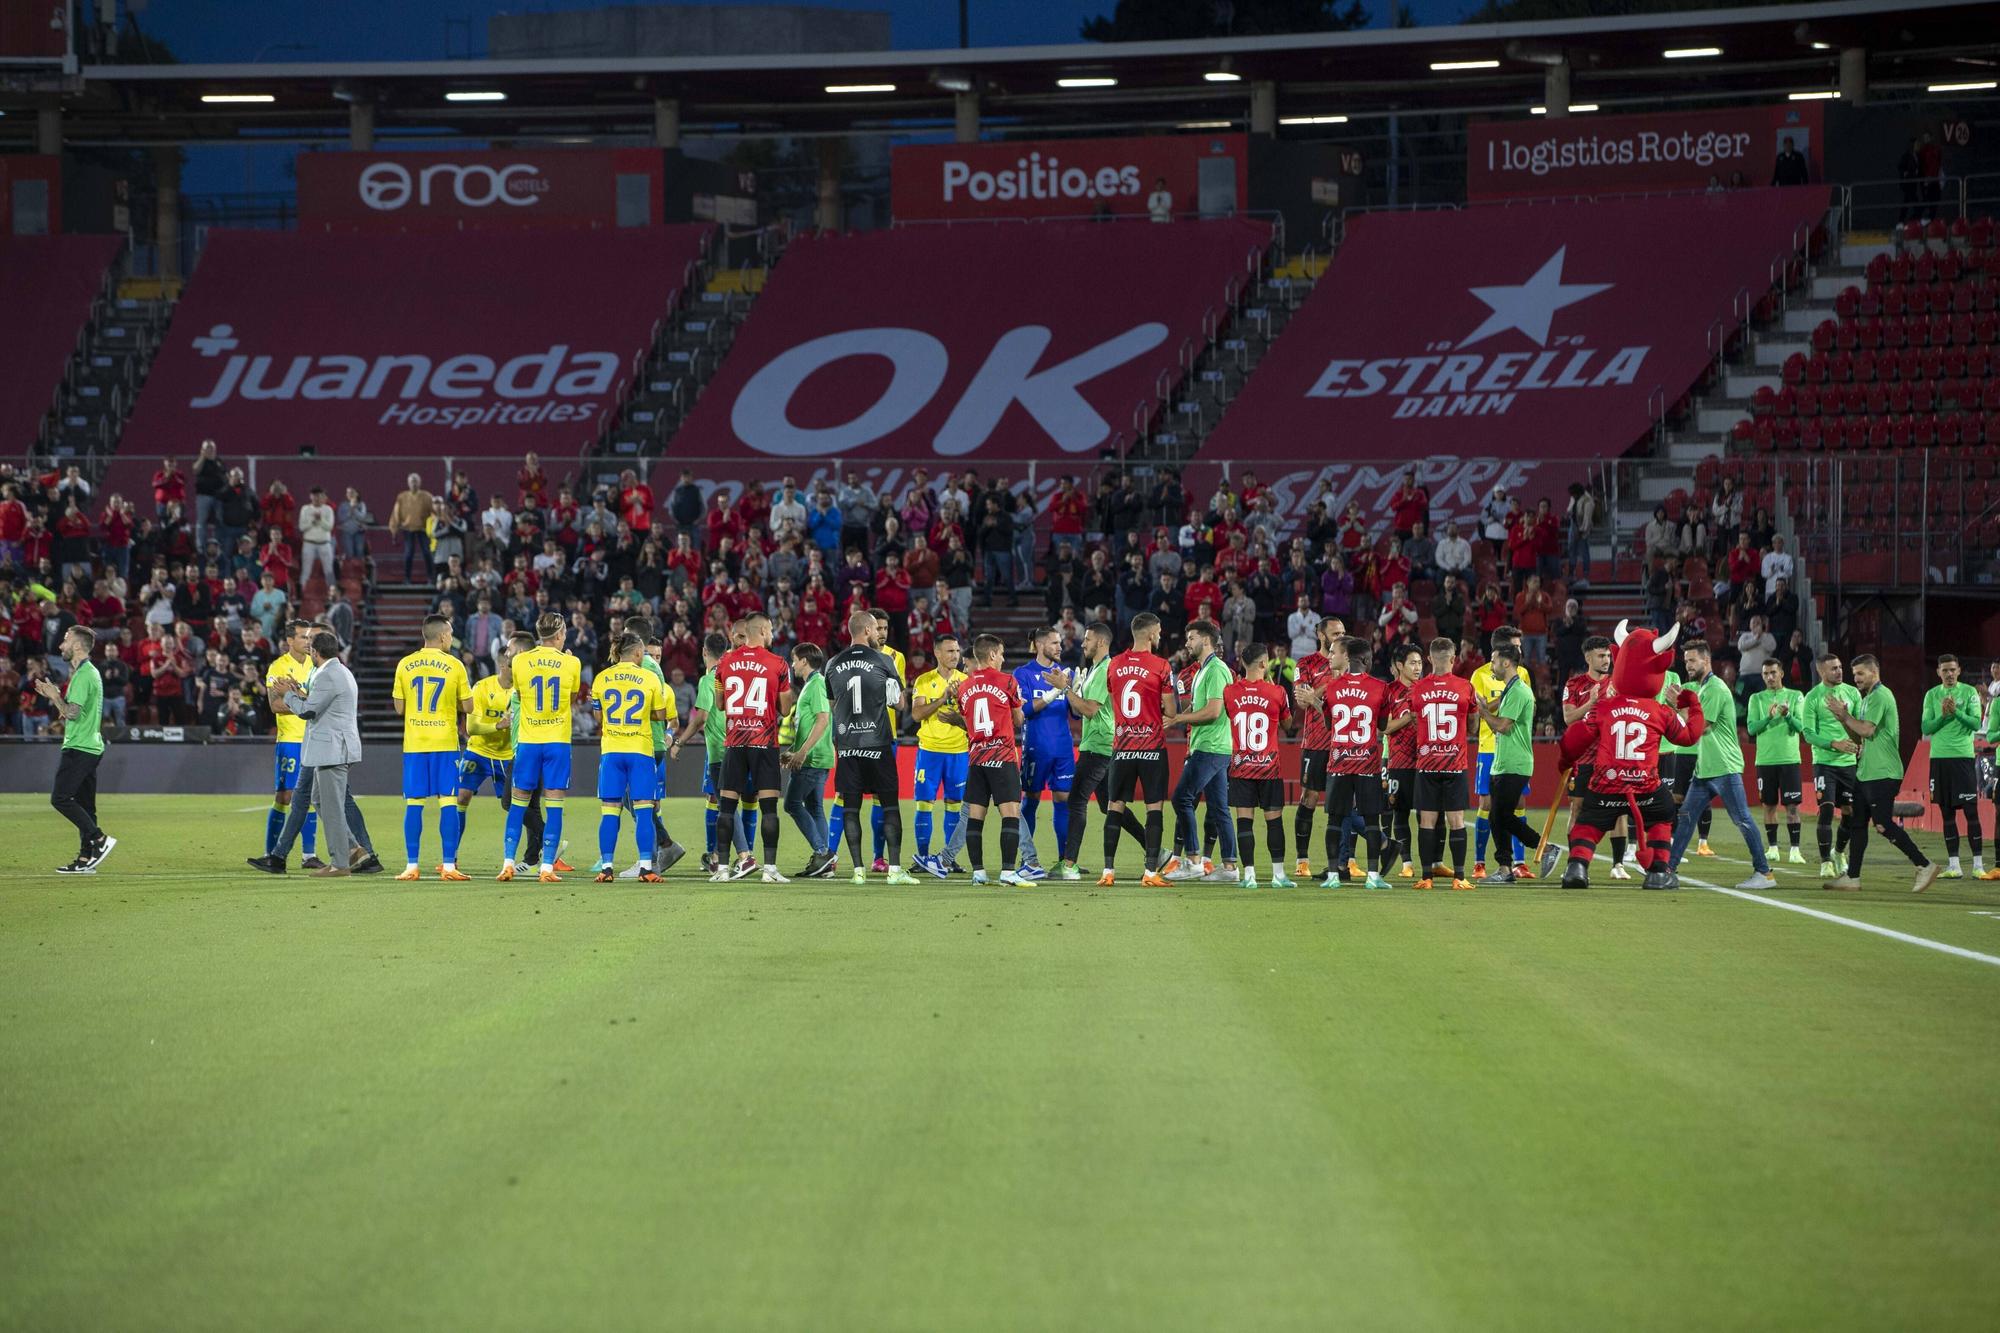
(1835, 173), (2000, 234)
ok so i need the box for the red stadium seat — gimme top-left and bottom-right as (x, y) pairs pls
(1795, 385), (1819, 417)
(1912, 416), (1936, 449)
(1841, 382), (1867, 415)
(1939, 414), (1962, 447)
(1890, 417), (1913, 449)
(1837, 350), (1862, 382)
(1754, 419), (1775, 450)
(1835, 286), (1860, 319)
(1952, 314), (1975, 346)
(1773, 418), (1798, 449)
(1731, 417), (1755, 447)
(1869, 418), (1891, 450)
(1752, 384), (1777, 416)
(1812, 318), (1837, 352)
(1799, 419), (1824, 451)
(1887, 382), (1911, 414)
(1895, 348), (1922, 382)
(1909, 382), (1934, 413)
(1783, 351), (1807, 385)
(1881, 285), (1907, 318)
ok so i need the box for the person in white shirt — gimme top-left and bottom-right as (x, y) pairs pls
(768, 476), (807, 535)
(1147, 177), (1172, 223)
(1736, 614), (1776, 677)
(1760, 534), (1795, 597)
(1434, 521), (1473, 579)
(1288, 597), (1322, 658)
(298, 486), (337, 586)
(1480, 486), (1511, 553)
(482, 496), (513, 554)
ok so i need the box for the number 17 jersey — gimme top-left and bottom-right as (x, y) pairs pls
(392, 647), (470, 753)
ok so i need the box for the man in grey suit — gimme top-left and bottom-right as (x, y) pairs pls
(266, 630), (363, 877)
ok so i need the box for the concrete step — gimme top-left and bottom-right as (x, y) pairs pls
(1839, 240), (1893, 269)
(1752, 336), (1809, 367)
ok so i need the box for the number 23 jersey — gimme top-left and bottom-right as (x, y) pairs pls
(1324, 672), (1391, 775)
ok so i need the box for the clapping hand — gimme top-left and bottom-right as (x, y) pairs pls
(1941, 695), (1957, 718)
(33, 677), (62, 704)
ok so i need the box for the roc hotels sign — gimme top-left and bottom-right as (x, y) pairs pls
(296, 148), (666, 230)
(1467, 103), (1825, 200)
(892, 133), (1249, 221)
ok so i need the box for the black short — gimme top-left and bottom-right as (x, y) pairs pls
(1568, 763), (1594, 797)
(1326, 770), (1387, 818)
(836, 749), (901, 803)
(720, 745), (782, 797)
(1813, 763), (1857, 811)
(1071, 750), (1113, 807)
(1660, 752), (1697, 799)
(966, 761), (1022, 808)
(1111, 751), (1170, 804)
(1229, 775), (1285, 810)
(1931, 756), (1979, 810)
(1299, 748), (1331, 793)
(1576, 785), (1676, 832)
(1386, 768), (1415, 809)
(1758, 763), (1804, 806)
(1855, 775), (1905, 826)
(1414, 769), (1469, 813)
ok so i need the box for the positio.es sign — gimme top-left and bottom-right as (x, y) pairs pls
(893, 133), (1248, 221)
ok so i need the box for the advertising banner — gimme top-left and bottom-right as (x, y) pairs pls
(1467, 103), (1825, 200)
(0, 235), (119, 454)
(297, 148), (666, 230)
(892, 133), (1248, 222)
(119, 226), (711, 461)
(0, 154), (62, 235)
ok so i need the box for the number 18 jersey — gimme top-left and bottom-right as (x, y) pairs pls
(1224, 679), (1289, 779)
(1407, 673), (1474, 773)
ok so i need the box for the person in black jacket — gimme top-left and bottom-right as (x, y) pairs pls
(1149, 469), (1186, 530)
(668, 468), (704, 546)
(218, 468), (259, 561)
(1770, 136), (1810, 186)
(192, 439), (227, 554)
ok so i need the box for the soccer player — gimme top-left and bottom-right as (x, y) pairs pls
(1163, 620), (1238, 882)
(1823, 654), (1941, 893)
(501, 611), (579, 883)
(1986, 671), (2000, 881)
(1470, 625), (1530, 877)
(1051, 621), (1147, 881)
(391, 612), (473, 880)
(957, 633), (1028, 886)
(1321, 636), (1393, 889)
(588, 633), (671, 883)
(826, 608), (906, 873)
(1801, 653), (1861, 878)
(1743, 658), (1808, 865)
(1381, 642), (1424, 879)
(1664, 639), (1776, 889)
(626, 624), (688, 876)
(459, 635), (518, 870)
(1102, 611), (1175, 887)
(908, 633), (970, 878)
(42, 625), (115, 873)
(1922, 653), (1986, 879)
(1014, 627), (1075, 879)
(780, 643), (838, 879)
(1289, 617), (1344, 878)
(673, 630), (754, 876)
(711, 614), (793, 883)
(1562, 636), (1634, 878)
(264, 619), (322, 867)
(826, 610), (914, 885)
(1473, 642), (1562, 885)
(1404, 637), (1475, 891)
(1225, 642), (1293, 888)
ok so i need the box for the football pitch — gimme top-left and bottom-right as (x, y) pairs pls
(3, 792), (1998, 1331)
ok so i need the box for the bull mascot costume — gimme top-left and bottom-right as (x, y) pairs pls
(1557, 620), (1705, 891)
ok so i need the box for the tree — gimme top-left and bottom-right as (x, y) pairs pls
(1081, 0), (1369, 42)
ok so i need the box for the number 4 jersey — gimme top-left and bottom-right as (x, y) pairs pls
(957, 667), (1024, 766)
(1323, 671), (1392, 774)
(1406, 673), (1475, 773)
(714, 645), (791, 748)
(1224, 680), (1290, 778)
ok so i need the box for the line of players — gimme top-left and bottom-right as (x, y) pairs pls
(265, 604), (1998, 890)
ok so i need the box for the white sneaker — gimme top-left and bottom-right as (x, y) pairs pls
(514, 860), (534, 876)
(998, 870), (1026, 886)
(1167, 860), (1206, 881)
(1736, 872), (1778, 890)
(617, 861), (644, 881)
(761, 865), (790, 883)
(730, 853), (758, 880)
(1609, 863), (1632, 880)
(970, 870), (990, 885)
(708, 865), (733, 883)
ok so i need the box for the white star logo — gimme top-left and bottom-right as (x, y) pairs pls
(1459, 247), (1612, 349)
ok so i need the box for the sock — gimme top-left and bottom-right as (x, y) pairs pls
(599, 808), (621, 866)
(505, 796), (528, 862)
(1943, 810), (1961, 860)
(265, 804), (285, 857)
(404, 800), (424, 865)
(1646, 821), (1673, 870)
(1419, 822), (1440, 874)
(439, 804), (462, 866)
(1236, 816), (1255, 869)
(914, 801), (934, 856)
(1103, 809), (1124, 867)
(827, 800), (847, 859)
(1448, 826), (1468, 877)
(1119, 808), (1146, 843)
(457, 802), (473, 858)
(870, 801), (886, 860)
(1787, 819), (1801, 848)
(1765, 821), (1779, 847)
(1817, 808), (1835, 860)
(1361, 824), (1384, 874)
(1568, 822), (1603, 863)
(1020, 792), (1039, 863)
(1970, 813), (1984, 860)
(968, 816), (986, 872)
(1324, 810), (1343, 872)
(715, 800), (737, 865)
(1295, 806), (1316, 863)
(881, 804), (903, 866)
(704, 800), (718, 856)
(1051, 799), (1069, 866)
(1698, 808), (1714, 841)
(542, 800), (564, 869)
(943, 801), (963, 856)
(636, 806), (658, 866)
(1267, 815), (1286, 869)
(303, 809), (319, 856)
(1000, 816), (1020, 870)
(1475, 814), (1491, 864)
(1846, 816), (1869, 875)
(1611, 834), (1628, 864)
(760, 797), (779, 864)
(741, 809), (758, 855)
(1144, 810), (1163, 872)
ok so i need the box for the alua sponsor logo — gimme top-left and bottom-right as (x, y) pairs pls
(1305, 247), (1649, 418)
(185, 324), (621, 427)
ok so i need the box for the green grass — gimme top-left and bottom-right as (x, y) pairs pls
(3, 792), (1999, 1331)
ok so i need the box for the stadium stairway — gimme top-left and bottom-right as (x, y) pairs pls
(39, 275), (179, 471)
(355, 582), (437, 744)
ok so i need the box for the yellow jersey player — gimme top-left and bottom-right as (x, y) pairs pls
(503, 611), (581, 882)
(1469, 625), (1531, 877)
(391, 612), (472, 880)
(457, 636), (518, 871)
(908, 631), (969, 877)
(263, 619), (321, 866)
(590, 631), (673, 883)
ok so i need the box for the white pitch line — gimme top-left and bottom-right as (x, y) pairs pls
(1676, 872), (2000, 969)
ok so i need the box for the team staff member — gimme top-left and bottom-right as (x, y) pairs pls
(1801, 653), (1861, 877)
(1163, 620), (1238, 882)
(264, 619), (322, 868)
(1987, 672), (2000, 880)
(1822, 654), (1941, 893)
(1471, 625), (1529, 877)
(588, 633), (671, 883)
(1664, 639), (1776, 889)
(780, 643), (838, 880)
(674, 631), (754, 876)
(43, 625), (116, 874)
(1051, 622), (1147, 882)
(393, 612), (474, 881)
(1655, 654), (1706, 857)
(1743, 658), (1808, 865)
(1922, 654), (1986, 879)
(501, 612), (578, 883)
(1474, 643), (1561, 885)
(711, 614), (793, 883)
(1102, 611), (1175, 887)
(908, 633), (970, 877)
(1561, 637), (1632, 878)
(1224, 643), (1294, 888)
(958, 633), (1029, 886)
(1403, 637), (1475, 891)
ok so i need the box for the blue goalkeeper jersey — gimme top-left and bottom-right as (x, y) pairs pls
(1014, 660), (1074, 759)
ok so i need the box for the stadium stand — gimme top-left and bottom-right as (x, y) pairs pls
(0, 235), (124, 460)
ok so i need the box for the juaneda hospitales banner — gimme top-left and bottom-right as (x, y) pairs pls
(1467, 103), (1825, 200)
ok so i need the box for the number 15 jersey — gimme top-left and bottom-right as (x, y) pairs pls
(1407, 673), (1474, 773)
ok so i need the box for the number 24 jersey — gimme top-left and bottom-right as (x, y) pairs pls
(715, 646), (790, 748)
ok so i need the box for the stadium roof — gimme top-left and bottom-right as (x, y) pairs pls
(10, 0), (2000, 147)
